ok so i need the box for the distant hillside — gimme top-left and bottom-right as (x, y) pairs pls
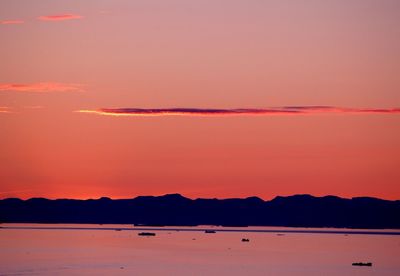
(1, 194), (399, 229)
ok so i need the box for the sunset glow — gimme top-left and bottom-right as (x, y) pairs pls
(1, 0), (399, 201)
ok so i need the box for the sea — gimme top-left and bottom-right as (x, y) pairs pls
(1, 224), (399, 275)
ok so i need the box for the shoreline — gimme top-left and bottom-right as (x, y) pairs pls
(2, 225), (400, 236)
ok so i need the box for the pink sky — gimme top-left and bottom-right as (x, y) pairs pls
(1, 0), (399, 200)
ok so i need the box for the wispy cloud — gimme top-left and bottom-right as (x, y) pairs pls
(0, 106), (45, 114)
(1, 20), (24, 25)
(0, 107), (12, 113)
(23, 105), (44, 109)
(38, 14), (83, 21)
(0, 82), (84, 93)
(77, 107), (400, 117)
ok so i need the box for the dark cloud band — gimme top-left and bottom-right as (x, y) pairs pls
(77, 106), (400, 117)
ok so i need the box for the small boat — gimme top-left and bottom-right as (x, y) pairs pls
(205, 230), (216, 234)
(138, 232), (156, 236)
(241, 238), (250, 242)
(352, 262), (372, 267)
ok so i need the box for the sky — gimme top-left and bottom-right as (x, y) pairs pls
(1, 0), (399, 200)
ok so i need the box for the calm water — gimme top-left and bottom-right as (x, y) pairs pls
(1, 224), (399, 275)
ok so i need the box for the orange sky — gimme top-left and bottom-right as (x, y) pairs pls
(1, 0), (400, 200)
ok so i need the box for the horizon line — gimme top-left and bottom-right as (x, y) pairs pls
(1, 192), (398, 202)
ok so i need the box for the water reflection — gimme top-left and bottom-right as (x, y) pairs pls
(1, 224), (399, 275)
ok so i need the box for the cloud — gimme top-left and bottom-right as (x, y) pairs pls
(23, 105), (43, 109)
(1, 20), (24, 25)
(0, 106), (45, 114)
(0, 82), (84, 93)
(0, 107), (12, 113)
(77, 106), (400, 117)
(38, 14), (83, 21)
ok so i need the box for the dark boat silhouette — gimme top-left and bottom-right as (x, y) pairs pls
(138, 232), (156, 236)
(241, 238), (250, 242)
(352, 262), (372, 267)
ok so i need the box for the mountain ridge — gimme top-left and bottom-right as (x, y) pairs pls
(2, 193), (398, 202)
(1, 193), (399, 229)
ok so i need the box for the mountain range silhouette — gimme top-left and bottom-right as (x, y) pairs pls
(1, 194), (399, 229)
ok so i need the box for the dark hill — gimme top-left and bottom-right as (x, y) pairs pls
(1, 194), (399, 229)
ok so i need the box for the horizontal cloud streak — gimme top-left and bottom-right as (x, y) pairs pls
(1, 20), (24, 25)
(38, 14), (83, 21)
(0, 107), (11, 113)
(0, 82), (84, 93)
(77, 107), (400, 117)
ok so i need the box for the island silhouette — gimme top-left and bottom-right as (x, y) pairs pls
(1, 194), (399, 229)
